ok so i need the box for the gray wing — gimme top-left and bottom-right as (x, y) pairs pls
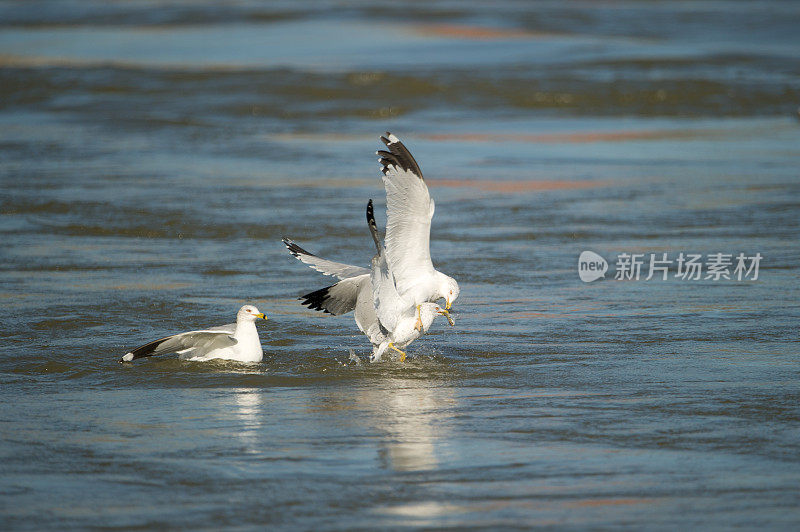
(121, 328), (237, 362)
(283, 238), (370, 280)
(298, 274), (369, 316)
(366, 199), (410, 333)
(353, 278), (387, 346)
(371, 254), (408, 333)
(206, 323), (237, 333)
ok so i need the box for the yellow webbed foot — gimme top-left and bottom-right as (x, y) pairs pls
(388, 342), (407, 362)
(414, 304), (423, 331)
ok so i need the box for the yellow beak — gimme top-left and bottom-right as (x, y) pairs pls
(445, 298), (452, 310)
(255, 313), (268, 320)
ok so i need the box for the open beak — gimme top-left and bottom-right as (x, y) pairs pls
(438, 309), (455, 326)
(256, 313), (268, 320)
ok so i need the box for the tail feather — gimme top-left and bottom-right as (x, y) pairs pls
(118, 334), (174, 363)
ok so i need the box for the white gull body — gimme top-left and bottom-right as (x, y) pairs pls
(365, 199), (453, 362)
(376, 132), (460, 311)
(282, 132), (459, 343)
(119, 305), (267, 363)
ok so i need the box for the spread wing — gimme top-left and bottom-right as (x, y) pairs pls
(377, 133), (437, 296)
(121, 326), (237, 362)
(298, 274), (369, 316)
(353, 277), (387, 346)
(366, 199), (412, 333)
(283, 238), (370, 280)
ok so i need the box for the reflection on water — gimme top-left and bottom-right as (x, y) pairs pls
(375, 379), (454, 472)
(232, 388), (265, 454)
(305, 372), (455, 472)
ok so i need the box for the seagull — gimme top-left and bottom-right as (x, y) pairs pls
(285, 200), (452, 362)
(376, 133), (460, 323)
(365, 199), (453, 362)
(283, 132), (459, 325)
(119, 305), (268, 363)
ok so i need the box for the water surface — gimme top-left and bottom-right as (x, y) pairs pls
(1, 1), (799, 529)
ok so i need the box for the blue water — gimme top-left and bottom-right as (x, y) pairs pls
(1, 1), (799, 529)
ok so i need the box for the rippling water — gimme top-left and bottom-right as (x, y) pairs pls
(2, 1), (800, 529)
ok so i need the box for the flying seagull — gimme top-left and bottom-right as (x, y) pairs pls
(283, 132), (459, 323)
(119, 305), (268, 363)
(376, 132), (460, 323)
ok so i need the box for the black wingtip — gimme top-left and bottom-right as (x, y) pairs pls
(298, 286), (333, 314)
(366, 199), (380, 253)
(283, 238), (316, 259)
(376, 132), (423, 179)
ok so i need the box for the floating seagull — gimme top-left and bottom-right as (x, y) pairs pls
(365, 199), (453, 362)
(283, 132), (459, 327)
(119, 305), (267, 363)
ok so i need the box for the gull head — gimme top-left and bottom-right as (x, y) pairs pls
(436, 305), (455, 327)
(237, 305), (267, 322)
(437, 274), (460, 310)
(420, 303), (455, 331)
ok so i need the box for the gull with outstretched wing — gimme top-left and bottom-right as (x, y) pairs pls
(282, 132), (459, 359)
(377, 133), (460, 326)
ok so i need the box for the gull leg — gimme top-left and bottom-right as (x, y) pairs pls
(388, 342), (406, 362)
(414, 304), (422, 331)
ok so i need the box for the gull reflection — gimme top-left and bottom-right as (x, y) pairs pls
(231, 387), (264, 454)
(304, 368), (457, 473)
(368, 377), (455, 472)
